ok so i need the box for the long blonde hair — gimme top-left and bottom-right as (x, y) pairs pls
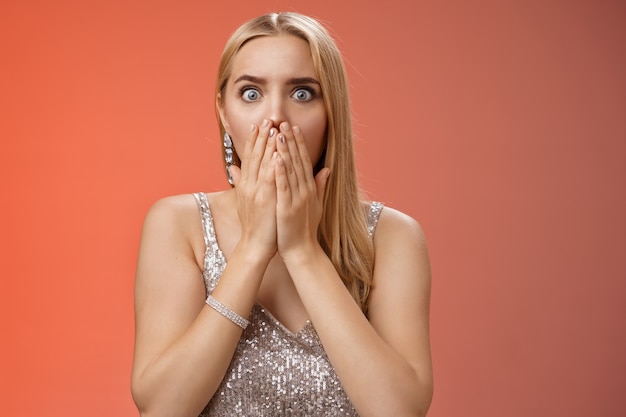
(216, 12), (375, 313)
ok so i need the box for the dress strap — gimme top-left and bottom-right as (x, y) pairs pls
(193, 192), (218, 249)
(192, 193), (227, 295)
(367, 201), (384, 238)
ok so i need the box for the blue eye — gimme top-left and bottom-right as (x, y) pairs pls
(292, 88), (313, 101)
(241, 88), (260, 102)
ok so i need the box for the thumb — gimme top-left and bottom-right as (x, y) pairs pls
(314, 168), (331, 201)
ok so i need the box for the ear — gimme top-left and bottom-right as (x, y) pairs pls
(216, 93), (230, 131)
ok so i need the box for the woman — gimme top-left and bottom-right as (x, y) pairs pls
(131, 12), (433, 417)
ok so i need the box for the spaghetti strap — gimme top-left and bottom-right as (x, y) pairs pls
(193, 192), (217, 249)
(192, 192), (225, 294)
(367, 201), (384, 238)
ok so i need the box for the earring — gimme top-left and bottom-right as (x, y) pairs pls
(223, 132), (234, 185)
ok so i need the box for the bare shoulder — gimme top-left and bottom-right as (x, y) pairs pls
(373, 205), (428, 252)
(142, 194), (200, 230)
(140, 193), (211, 270)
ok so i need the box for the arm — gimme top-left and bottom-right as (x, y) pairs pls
(284, 211), (433, 417)
(130, 196), (271, 417)
(274, 123), (433, 416)
(131, 122), (279, 417)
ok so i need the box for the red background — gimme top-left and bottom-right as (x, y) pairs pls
(1, 1), (625, 416)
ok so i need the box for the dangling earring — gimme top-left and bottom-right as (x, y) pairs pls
(223, 132), (234, 185)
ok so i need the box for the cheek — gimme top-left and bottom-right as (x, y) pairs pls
(223, 108), (254, 156)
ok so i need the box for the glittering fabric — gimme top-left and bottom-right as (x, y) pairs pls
(367, 202), (384, 238)
(192, 193), (383, 417)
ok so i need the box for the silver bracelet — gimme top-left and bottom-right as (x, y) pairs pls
(205, 295), (250, 330)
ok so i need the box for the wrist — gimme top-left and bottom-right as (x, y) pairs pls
(233, 238), (276, 266)
(280, 240), (326, 269)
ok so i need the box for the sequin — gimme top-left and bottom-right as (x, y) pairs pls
(367, 201), (384, 238)
(192, 193), (383, 417)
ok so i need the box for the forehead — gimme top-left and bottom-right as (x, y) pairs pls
(230, 35), (317, 79)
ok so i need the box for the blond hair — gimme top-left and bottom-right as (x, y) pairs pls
(215, 12), (374, 313)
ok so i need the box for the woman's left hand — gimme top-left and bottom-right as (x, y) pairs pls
(274, 122), (330, 260)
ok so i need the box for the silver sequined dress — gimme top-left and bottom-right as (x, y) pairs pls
(193, 193), (384, 417)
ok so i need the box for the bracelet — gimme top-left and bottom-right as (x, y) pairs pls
(205, 295), (250, 330)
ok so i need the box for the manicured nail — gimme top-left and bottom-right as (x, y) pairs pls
(269, 128), (276, 137)
(262, 119), (270, 128)
(278, 134), (285, 144)
(293, 126), (301, 135)
(281, 122), (290, 132)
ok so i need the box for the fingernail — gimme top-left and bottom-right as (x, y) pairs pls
(293, 126), (300, 135)
(269, 128), (275, 137)
(281, 122), (290, 132)
(262, 119), (269, 128)
(278, 134), (285, 144)
(272, 151), (278, 159)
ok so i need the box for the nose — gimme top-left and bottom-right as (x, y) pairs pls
(267, 95), (288, 128)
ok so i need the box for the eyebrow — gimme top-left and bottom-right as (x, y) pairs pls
(233, 74), (321, 86)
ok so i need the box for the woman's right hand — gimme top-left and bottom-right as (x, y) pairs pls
(228, 119), (278, 259)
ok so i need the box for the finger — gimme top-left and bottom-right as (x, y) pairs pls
(275, 153), (292, 209)
(238, 124), (257, 183)
(292, 125), (314, 188)
(260, 127), (277, 173)
(276, 129), (299, 196)
(246, 119), (271, 181)
(282, 123), (308, 189)
(259, 132), (278, 186)
(314, 167), (331, 202)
